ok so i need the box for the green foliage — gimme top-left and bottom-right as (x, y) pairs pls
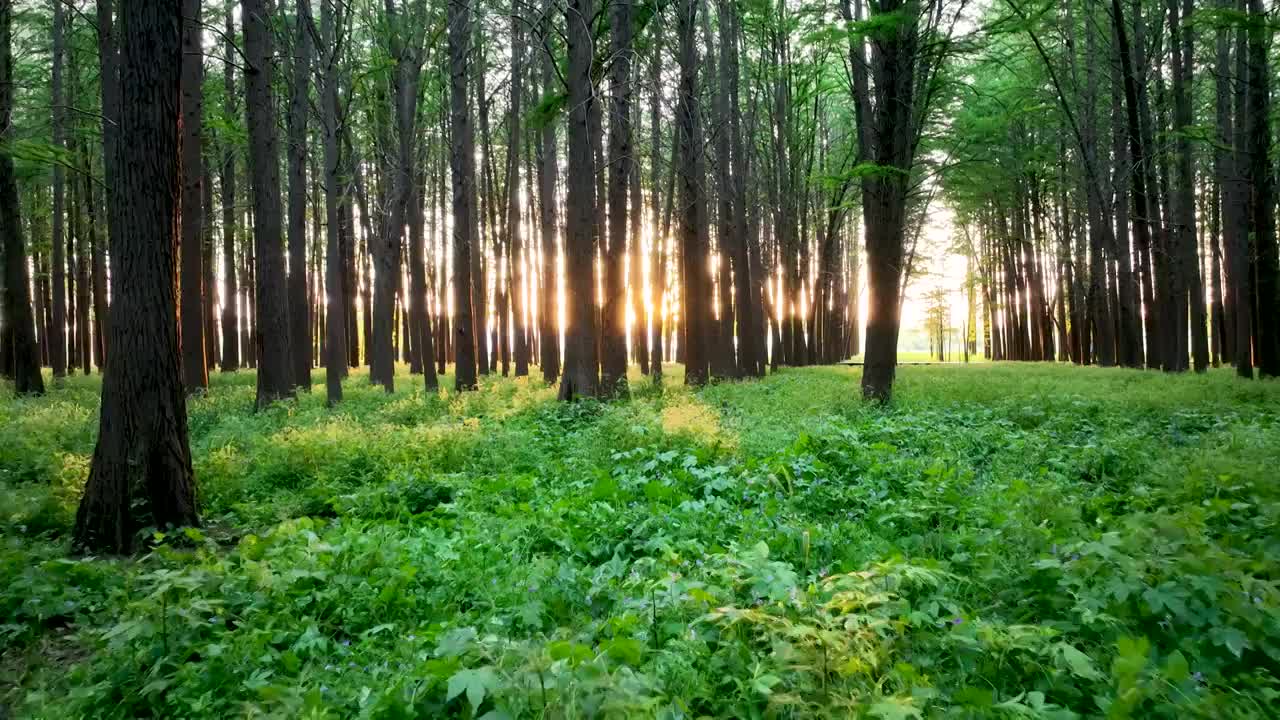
(2, 364), (1280, 717)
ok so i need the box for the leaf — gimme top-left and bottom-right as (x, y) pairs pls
(447, 667), (499, 710)
(603, 637), (644, 666)
(1057, 642), (1102, 680)
(869, 696), (923, 720)
(1163, 650), (1190, 683)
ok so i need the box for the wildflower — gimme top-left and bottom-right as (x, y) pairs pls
(951, 617), (963, 625)
(342, 639), (351, 647)
(1192, 671), (1204, 683)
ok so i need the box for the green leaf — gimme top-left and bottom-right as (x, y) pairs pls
(869, 696), (923, 720)
(1057, 642), (1102, 680)
(447, 667), (499, 710)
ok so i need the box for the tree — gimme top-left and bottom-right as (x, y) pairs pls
(287, 0), (314, 390)
(448, 0), (478, 392)
(677, 0), (709, 387)
(242, 0), (296, 408)
(559, 0), (601, 400)
(73, 0), (199, 553)
(180, 0), (208, 393)
(0, 0), (44, 396)
(220, 4), (240, 373)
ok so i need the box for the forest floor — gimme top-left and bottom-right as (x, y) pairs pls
(2, 363), (1279, 718)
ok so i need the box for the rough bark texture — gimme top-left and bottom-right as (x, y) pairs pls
(537, 0), (560, 385)
(601, 0), (633, 396)
(559, 0), (601, 400)
(243, 0), (296, 407)
(73, 0), (199, 554)
(1, 0), (44, 395)
(449, 0), (478, 391)
(677, 0), (709, 387)
(320, 0), (346, 405)
(287, 0), (314, 389)
(180, 0), (207, 393)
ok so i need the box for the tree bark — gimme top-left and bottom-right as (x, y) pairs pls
(243, 0), (296, 407)
(219, 6), (240, 371)
(448, 0), (478, 391)
(601, 0), (633, 396)
(676, 0), (709, 387)
(73, 0), (198, 553)
(559, 0), (601, 399)
(286, 0), (314, 389)
(180, 0), (207, 393)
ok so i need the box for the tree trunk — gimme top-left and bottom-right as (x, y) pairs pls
(243, 0), (296, 407)
(180, 0), (207, 393)
(676, 0), (709, 387)
(1247, 0), (1278, 376)
(73, 0), (198, 553)
(50, 0), (67, 379)
(287, 0), (313, 389)
(448, 0), (478, 391)
(0, 1), (42, 394)
(220, 6), (240, 372)
(601, 0), (633, 396)
(559, 0), (601, 400)
(319, 0), (346, 404)
(536, 0), (560, 385)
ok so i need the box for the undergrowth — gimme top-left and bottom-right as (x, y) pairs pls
(2, 363), (1278, 718)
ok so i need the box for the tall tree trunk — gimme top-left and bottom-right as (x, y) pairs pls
(448, 0), (478, 391)
(0, 0), (42, 394)
(73, 0), (198, 553)
(287, 0), (313, 389)
(648, 21), (666, 383)
(96, 0), (119, 368)
(676, 0), (709, 387)
(50, 0), (67, 379)
(537, 0), (560, 385)
(220, 6), (240, 372)
(320, 0), (346, 404)
(559, 0), (601, 399)
(1247, 0), (1278, 376)
(601, 0), (633, 396)
(180, 0), (207, 393)
(507, 1), (529, 378)
(243, 0), (296, 407)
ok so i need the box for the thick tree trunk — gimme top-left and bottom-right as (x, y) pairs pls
(559, 0), (601, 400)
(1247, 0), (1278, 376)
(537, 0), (560, 385)
(286, 0), (313, 389)
(243, 0), (296, 407)
(448, 0), (478, 391)
(180, 0), (207, 393)
(601, 0), (633, 396)
(506, 3), (529, 379)
(73, 0), (198, 553)
(0, 1), (43, 394)
(320, 0), (346, 404)
(676, 0), (709, 387)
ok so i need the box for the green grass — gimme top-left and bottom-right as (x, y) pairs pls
(2, 363), (1279, 718)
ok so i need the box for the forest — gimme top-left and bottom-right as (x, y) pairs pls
(1, 0), (1279, 716)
